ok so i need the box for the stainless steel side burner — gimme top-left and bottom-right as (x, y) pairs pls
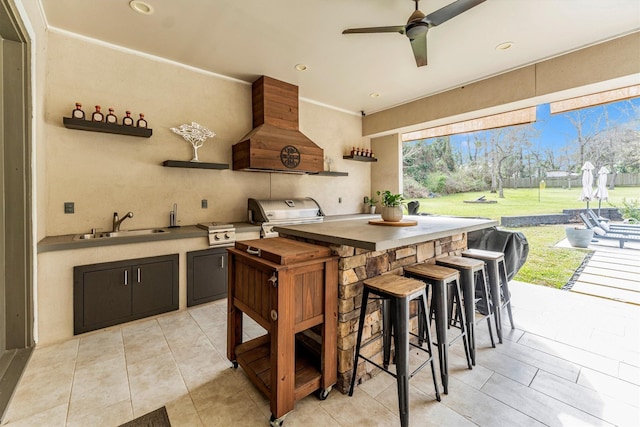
(197, 222), (236, 247)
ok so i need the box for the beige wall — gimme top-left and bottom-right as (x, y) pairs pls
(29, 29), (371, 345)
(363, 32), (640, 137)
(370, 133), (401, 198)
(41, 31), (369, 238)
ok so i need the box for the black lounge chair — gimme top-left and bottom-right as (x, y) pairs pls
(587, 209), (640, 234)
(580, 213), (640, 248)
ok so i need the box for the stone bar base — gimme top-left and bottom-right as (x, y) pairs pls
(280, 231), (467, 393)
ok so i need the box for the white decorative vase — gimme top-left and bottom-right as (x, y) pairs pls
(369, 206), (376, 214)
(381, 206), (403, 222)
(565, 227), (594, 248)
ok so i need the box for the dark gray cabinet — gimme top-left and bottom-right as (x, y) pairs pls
(187, 247), (228, 307)
(74, 254), (178, 334)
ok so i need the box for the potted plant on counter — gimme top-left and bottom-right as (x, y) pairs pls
(365, 196), (378, 214)
(377, 190), (405, 222)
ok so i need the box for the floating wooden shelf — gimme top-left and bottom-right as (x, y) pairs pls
(343, 155), (377, 162)
(63, 117), (152, 138)
(162, 160), (229, 170)
(313, 171), (348, 177)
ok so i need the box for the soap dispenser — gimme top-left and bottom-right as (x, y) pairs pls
(169, 203), (178, 228)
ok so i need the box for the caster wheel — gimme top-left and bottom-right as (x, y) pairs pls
(231, 361), (238, 369)
(269, 414), (286, 427)
(318, 386), (332, 400)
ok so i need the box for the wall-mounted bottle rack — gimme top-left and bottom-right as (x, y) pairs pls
(63, 117), (152, 138)
(343, 155), (377, 162)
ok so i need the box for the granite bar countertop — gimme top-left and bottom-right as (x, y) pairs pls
(274, 215), (498, 251)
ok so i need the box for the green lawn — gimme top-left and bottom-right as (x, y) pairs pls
(413, 187), (640, 219)
(410, 187), (639, 288)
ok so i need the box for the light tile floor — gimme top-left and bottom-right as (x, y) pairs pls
(2, 281), (639, 427)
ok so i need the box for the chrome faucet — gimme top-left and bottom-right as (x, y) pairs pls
(113, 211), (134, 232)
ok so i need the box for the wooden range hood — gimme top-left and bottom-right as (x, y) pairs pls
(232, 76), (324, 174)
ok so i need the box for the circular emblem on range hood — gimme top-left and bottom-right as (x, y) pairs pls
(280, 145), (301, 169)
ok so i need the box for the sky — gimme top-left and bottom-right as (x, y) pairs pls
(447, 96), (640, 157)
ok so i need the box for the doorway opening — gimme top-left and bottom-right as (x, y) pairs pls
(0, 0), (34, 420)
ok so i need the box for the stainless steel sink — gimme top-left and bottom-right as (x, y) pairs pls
(73, 229), (166, 240)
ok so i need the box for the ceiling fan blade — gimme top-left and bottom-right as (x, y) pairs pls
(410, 32), (428, 67)
(425, 0), (486, 27)
(342, 25), (406, 35)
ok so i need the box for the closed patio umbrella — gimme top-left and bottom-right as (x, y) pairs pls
(593, 166), (610, 217)
(579, 161), (595, 210)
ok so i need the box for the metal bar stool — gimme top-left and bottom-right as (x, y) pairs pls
(403, 263), (472, 394)
(436, 256), (495, 365)
(349, 274), (440, 427)
(462, 249), (514, 343)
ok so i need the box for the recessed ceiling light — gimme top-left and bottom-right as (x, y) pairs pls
(496, 41), (514, 51)
(369, 92), (380, 98)
(130, 1), (154, 15)
(294, 64), (308, 71)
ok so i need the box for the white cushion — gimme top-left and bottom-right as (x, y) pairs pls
(599, 221), (610, 232)
(593, 226), (606, 236)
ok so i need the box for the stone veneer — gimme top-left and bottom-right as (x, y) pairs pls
(280, 231), (467, 393)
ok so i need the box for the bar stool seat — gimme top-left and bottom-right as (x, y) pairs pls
(462, 249), (515, 343)
(435, 256), (495, 365)
(403, 263), (472, 394)
(349, 274), (440, 427)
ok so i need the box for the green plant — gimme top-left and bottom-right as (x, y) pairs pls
(366, 197), (378, 207)
(619, 198), (640, 222)
(377, 190), (404, 207)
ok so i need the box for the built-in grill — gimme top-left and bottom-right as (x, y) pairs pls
(248, 197), (324, 238)
(197, 222), (237, 247)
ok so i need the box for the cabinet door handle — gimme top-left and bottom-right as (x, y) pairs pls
(220, 256), (224, 269)
(137, 267), (141, 283)
(124, 269), (128, 286)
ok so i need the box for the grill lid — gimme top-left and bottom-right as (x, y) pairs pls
(248, 197), (324, 224)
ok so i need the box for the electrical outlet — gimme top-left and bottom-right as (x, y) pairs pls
(201, 199), (208, 208)
(364, 196), (369, 204)
(64, 202), (74, 214)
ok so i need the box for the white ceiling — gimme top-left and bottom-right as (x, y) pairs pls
(38, 0), (640, 115)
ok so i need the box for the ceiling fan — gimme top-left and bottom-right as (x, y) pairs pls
(342, 0), (486, 67)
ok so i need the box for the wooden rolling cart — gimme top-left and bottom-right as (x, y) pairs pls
(227, 238), (338, 426)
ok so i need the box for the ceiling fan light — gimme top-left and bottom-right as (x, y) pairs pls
(129, 1), (154, 15)
(406, 24), (428, 39)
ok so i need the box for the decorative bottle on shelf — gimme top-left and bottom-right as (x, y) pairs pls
(106, 108), (117, 124)
(122, 111), (134, 126)
(136, 113), (147, 128)
(91, 105), (104, 122)
(72, 102), (85, 120)
(351, 147), (355, 157)
(364, 149), (370, 157)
